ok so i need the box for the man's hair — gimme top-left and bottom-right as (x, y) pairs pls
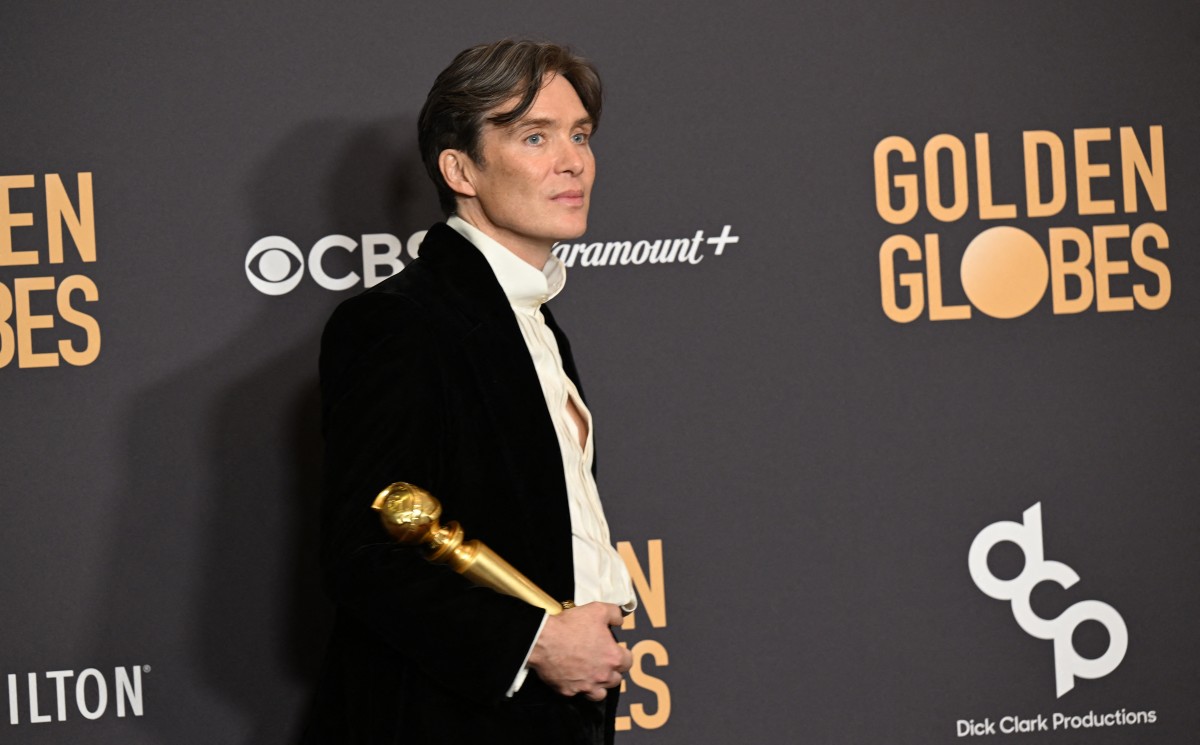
(418, 40), (603, 216)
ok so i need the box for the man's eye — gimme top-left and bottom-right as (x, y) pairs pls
(571, 133), (589, 144)
(526, 134), (544, 145)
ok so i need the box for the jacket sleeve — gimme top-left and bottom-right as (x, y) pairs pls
(317, 291), (545, 703)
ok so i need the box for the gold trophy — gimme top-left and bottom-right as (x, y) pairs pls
(372, 482), (572, 616)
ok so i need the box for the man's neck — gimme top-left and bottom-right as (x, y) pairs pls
(452, 207), (553, 270)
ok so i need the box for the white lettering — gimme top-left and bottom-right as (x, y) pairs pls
(630, 240), (651, 265)
(558, 242), (582, 267)
(684, 230), (705, 264)
(361, 233), (403, 288)
(27, 672), (50, 724)
(706, 224), (740, 255)
(1000, 714), (1048, 733)
(663, 238), (688, 263)
(75, 669), (107, 720)
(406, 229), (427, 261)
(580, 241), (603, 267)
(5, 665), (147, 726)
(115, 667), (143, 718)
(252, 224), (743, 295)
(308, 235), (359, 291)
(601, 241), (631, 265)
(45, 671), (73, 721)
(955, 718), (995, 736)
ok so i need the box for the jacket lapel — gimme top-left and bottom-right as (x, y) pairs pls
(419, 225), (575, 597)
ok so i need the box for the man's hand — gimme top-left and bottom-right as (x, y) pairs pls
(527, 602), (632, 701)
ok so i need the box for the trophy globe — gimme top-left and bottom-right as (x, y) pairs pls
(374, 482), (444, 545)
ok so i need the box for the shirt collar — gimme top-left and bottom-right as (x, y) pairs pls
(447, 214), (565, 309)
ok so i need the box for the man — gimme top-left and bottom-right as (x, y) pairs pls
(303, 40), (635, 744)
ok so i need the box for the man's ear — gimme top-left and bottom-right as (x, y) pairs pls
(438, 149), (478, 199)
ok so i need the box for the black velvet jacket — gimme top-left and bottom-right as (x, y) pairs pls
(302, 223), (610, 743)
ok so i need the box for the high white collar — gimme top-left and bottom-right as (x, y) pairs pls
(447, 215), (565, 309)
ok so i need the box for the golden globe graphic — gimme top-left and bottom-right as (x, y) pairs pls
(615, 539), (670, 732)
(875, 126), (1170, 322)
(959, 227), (1051, 319)
(0, 172), (102, 369)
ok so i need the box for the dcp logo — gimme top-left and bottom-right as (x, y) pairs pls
(968, 503), (1127, 697)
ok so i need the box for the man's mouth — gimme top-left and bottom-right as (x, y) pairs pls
(551, 190), (585, 206)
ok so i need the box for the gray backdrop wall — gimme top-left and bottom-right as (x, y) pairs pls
(2, 2), (1197, 743)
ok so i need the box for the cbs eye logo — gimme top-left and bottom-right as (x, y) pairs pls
(244, 232), (426, 296)
(245, 236), (305, 295)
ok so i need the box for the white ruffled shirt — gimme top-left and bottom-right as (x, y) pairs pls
(447, 215), (636, 695)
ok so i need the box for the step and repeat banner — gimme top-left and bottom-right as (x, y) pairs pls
(2, 3), (1197, 743)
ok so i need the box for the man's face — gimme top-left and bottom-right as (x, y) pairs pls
(461, 74), (595, 261)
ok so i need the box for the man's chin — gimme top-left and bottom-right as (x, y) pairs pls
(555, 218), (589, 242)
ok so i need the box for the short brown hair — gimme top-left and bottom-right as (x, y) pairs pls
(418, 40), (603, 216)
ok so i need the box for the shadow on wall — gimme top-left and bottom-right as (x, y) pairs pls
(93, 117), (440, 745)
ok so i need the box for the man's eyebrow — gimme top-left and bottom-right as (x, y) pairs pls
(510, 116), (595, 129)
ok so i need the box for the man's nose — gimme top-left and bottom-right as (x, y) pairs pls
(556, 139), (585, 175)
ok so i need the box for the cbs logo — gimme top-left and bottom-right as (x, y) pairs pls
(245, 231), (427, 296)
